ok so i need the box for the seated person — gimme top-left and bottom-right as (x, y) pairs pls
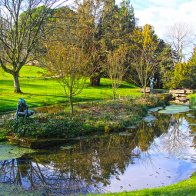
(16, 98), (34, 119)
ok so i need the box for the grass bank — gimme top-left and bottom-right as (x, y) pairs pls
(0, 66), (141, 113)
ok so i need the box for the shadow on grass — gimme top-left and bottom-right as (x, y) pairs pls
(86, 83), (137, 89)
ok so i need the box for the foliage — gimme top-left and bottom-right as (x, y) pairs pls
(184, 48), (196, 89)
(106, 45), (127, 99)
(164, 48), (196, 89)
(6, 116), (85, 138)
(43, 3), (94, 114)
(2, 96), (167, 139)
(190, 95), (196, 111)
(78, 0), (104, 87)
(165, 62), (189, 89)
(128, 24), (159, 92)
(93, 0), (136, 86)
(156, 41), (175, 89)
(0, 130), (7, 142)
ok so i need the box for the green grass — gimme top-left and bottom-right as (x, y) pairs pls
(95, 172), (196, 196)
(0, 65), (141, 113)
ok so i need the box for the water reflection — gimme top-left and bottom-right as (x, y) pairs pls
(0, 111), (195, 194)
(159, 114), (193, 158)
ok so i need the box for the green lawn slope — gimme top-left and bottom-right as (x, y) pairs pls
(0, 65), (141, 112)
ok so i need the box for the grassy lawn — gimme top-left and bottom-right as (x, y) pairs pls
(0, 66), (141, 113)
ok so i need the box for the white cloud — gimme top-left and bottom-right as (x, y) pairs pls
(148, 0), (183, 7)
(127, 0), (196, 56)
(131, 0), (196, 40)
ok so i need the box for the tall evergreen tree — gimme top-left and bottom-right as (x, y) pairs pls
(119, 0), (136, 38)
(90, 0), (136, 86)
(155, 40), (174, 89)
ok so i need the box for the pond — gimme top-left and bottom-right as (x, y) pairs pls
(0, 105), (195, 195)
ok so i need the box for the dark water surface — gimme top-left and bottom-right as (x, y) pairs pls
(0, 107), (195, 195)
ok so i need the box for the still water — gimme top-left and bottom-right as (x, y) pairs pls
(0, 106), (195, 195)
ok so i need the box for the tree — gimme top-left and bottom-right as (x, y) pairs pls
(0, 0), (58, 93)
(166, 23), (194, 63)
(119, 0), (136, 40)
(155, 41), (175, 89)
(44, 43), (89, 114)
(178, 48), (196, 89)
(128, 24), (159, 94)
(76, 0), (103, 87)
(89, 0), (117, 86)
(106, 45), (127, 100)
(163, 48), (196, 89)
(188, 46), (196, 83)
(90, 0), (136, 86)
(100, 0), (135, 50)
(43, 6), (90, 114)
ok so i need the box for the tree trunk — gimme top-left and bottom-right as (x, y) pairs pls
(90, 76), (101, 86)
(143, 85), (146, 97)
(69, 97), (74, 114)
(112, 84), (116, 100)
(113, 92), (116, 100)
(13, 73), (22, 93)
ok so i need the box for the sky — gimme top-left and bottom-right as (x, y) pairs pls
(120, 0), (196, 40)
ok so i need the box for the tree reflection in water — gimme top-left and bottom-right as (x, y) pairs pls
(159, 113), (195, 158)
(0, 112), (195, 194)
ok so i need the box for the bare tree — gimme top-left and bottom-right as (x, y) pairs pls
(166, 22), (195, 63)
(0, 0), (64, 93)
(129, 25), (159, 95)
(44, 43), (89, 114)
(43, 6), (91, 114)
(106, 45), (127, 100)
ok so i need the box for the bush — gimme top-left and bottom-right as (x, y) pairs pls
(190, 97), (196, 115)
(6, 116), (85, 138)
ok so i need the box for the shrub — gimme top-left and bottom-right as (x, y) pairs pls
(5, 117), (84, 138)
